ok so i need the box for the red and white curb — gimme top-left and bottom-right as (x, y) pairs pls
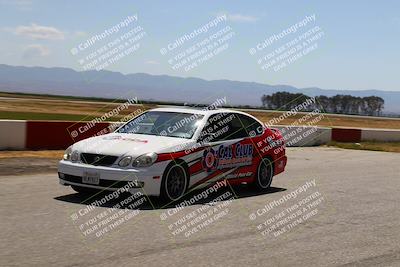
(0, 120), (111, 150)
(0, 120), (399, 150)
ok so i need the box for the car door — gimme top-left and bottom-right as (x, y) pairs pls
(194, 112), (263, 184)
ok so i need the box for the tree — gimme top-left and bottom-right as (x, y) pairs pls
(261, 91), (385, 116)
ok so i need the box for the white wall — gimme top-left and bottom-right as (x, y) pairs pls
(0, 120), (26, 150)
(361, 129), (400, 142)
(273, 126), (332, 147)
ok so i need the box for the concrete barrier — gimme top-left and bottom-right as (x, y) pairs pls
(25, 121), (112, 150)
(0, 120), (112, 150)
(0, 120), (26, 150)
(331, 128), (362, 142)
(274, 126), (332, 147)
(361, 128), (400, 142)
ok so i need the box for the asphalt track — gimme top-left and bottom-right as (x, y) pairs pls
(1, 147), (400, 267)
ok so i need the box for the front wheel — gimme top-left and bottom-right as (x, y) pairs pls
(160, 163), (188, 202)
(253, 157), (274, 190)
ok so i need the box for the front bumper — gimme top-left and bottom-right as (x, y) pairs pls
(58, 160), (168, 196)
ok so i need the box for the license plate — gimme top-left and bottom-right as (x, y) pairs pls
(82, 172), (100, 185)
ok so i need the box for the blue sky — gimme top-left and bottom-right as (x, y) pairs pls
(0, 0), (399, 91)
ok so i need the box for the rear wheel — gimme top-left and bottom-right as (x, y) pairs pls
(253, 157), (274, 190)
(160, 162), (188, 202)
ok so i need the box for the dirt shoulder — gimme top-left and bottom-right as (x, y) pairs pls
(324, 141), (400, 153)
(0, 151), (62, 176)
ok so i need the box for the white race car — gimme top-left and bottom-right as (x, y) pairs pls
(58, 107), (287, 201)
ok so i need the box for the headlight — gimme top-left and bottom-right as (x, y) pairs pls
(63, 146), (72, 160)
(71, 150), (80, 162)
(118, 156), (132, 167)
(132, 152), (157, 167)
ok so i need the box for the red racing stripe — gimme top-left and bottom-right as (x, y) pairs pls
(156, 147), (205, 162)
(189, 160), (203, 175)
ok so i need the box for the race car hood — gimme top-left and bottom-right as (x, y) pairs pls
(72, 133), (194, 157)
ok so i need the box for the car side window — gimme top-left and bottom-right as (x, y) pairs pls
(237, 114), (263, 137)
(199, 112), (261, 142)
(199, 113), (230, 142)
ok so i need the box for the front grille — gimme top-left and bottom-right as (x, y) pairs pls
(60, 173), (130, 188)
(80, 153), (118, 166)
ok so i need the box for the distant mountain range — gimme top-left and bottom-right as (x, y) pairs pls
(0, 64), (399, 114)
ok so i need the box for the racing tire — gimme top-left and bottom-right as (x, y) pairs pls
(160, 162), (189, 203)
(253, 157), (274, 191)
(71, 185), (100, 195)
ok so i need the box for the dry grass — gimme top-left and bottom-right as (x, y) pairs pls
(0, 98), (149, 118)
(1, 93), (400, 129)
(0, 150), (63, 159)
(245, 110), (400, 129)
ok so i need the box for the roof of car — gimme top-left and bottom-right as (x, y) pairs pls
(140, 107), (264, 125)
(150, 106), (238, 115)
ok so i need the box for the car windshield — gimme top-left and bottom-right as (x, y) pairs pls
(116, 111), (204, 139)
